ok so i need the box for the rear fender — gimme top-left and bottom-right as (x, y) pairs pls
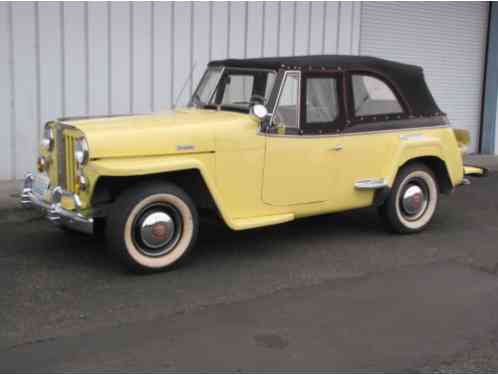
(385, 134), (445, 186)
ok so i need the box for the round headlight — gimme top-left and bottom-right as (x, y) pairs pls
(41, 125), (54, 151)
(75, 137), (89, 165)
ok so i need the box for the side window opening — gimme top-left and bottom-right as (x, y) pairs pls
(352, 74), (403, 117)
(273, 72), (299, 129)
(305, 77), (339, 124)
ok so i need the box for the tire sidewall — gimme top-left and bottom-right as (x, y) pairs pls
(124, 193), (195, 269)
(382, 164), (439, 233)
(394, 169), (438, 231)
(107, 183), (198, 272)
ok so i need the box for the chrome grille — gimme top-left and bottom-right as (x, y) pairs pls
(55, 126), (78, 192)
(64, 133), (77, 192)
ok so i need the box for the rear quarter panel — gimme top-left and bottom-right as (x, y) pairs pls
(386, 127), (464, 187)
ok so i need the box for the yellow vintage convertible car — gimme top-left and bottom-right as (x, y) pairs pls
(21, 55), (485, 272)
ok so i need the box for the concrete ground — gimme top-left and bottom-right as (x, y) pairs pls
(0, 155), (498, 372)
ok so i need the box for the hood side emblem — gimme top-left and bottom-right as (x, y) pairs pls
(176, 144), (195, 151)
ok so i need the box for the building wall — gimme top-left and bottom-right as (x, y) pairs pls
(1, 2), (496, 182)
(0, 1), (361, 180)
(359, 2), (489, 153)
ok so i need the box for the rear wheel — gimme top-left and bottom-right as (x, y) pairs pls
(106, 182), (199, 272)
(379, 163), (439, 234)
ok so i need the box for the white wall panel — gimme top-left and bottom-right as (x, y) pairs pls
(323, 2), (339, 54)
(337, 2), (354, 54)
(246, 2), (263, 58)
(172, 2), (192, 107)
(87, 2), (109, 115)
(12, 2), (38, 179)
(278, 2), (295, 56)
(110, 2), (131, 114)
(152, 2), (172, 111)
(0, 1), (361, 180)
(211, 3), (228, 61)
(192, 2), (210, 98)
(131, 2), (153, 113)
(229, 2), (246, 58)
(294, 2), (310, 55)
(263, 2), (279, 57)
(63, 2), (87, 117)
(38, 2), (63, 131)
(0, 3), (13, 179)
(309, 2), (325, 54)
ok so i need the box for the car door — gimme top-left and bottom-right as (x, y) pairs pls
(262, 70), (345, 206)
(327, 72), (408, 210)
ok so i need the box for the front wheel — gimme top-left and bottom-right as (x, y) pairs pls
(379, 163), (439, 234)
(106, 182), (199, 272)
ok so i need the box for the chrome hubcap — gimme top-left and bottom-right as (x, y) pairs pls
(140, 211), (175, 249)
(401, 184), (428, 219)
(133, 203), (182, 257)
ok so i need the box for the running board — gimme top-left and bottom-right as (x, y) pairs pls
(231, 213), (295, 230)
(355, 178), (388, 190)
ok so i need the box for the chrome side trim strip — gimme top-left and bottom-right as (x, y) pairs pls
(259, 125), (449, 139)
(355, 178), (389, 190)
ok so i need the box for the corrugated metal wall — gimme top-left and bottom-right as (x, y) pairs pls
(360, 2), (488, 153)
(0, 1), (361, 180)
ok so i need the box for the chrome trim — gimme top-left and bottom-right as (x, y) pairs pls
(21, 173), (93, 235)
(75, 137), (89, 165)
(41, 126), (54, 151)
(270, 70), (301, 130)
(259, 125), (450, 139)
(329, 144), (343, 151)
(56, 126), (66, 189)
(139, 211), (176, 249)
(399, 133), (431, 141)
(401, 184), (427, 217)
(355, 178), (389, 190)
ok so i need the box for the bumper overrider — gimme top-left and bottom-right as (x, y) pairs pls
(21, 173), (94, 235)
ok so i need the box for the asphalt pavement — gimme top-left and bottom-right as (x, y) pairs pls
(1, 172), (498, 372)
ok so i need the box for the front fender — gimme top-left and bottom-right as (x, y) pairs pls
(85, 153), (238, 229)
(87, 153), (215, 177)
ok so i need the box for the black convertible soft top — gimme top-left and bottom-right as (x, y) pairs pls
(209, 55), (442, 116)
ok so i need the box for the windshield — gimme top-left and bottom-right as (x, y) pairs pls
(191, 67), (276, 112)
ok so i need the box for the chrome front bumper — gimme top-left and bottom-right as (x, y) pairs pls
(21, 173), (94, 235)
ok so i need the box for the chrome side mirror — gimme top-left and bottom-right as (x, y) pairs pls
(250, 104), (270, 120)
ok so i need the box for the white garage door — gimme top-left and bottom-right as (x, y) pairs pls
(360, 2), (488, 152)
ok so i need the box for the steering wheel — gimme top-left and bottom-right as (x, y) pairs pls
(250, 94), (266, 104)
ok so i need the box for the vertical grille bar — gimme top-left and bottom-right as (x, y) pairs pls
(65, 136), (71, 190)
(65, 134), (77, 192)
(56, 127), (66, 189)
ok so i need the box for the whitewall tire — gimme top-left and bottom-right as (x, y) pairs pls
(106, 182), (199, 272)
(379, 163), (439, 234)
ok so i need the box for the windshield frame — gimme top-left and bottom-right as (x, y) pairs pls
(190, 66), (278, 112)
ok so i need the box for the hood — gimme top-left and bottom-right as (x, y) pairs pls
(62, 108), (255, 159)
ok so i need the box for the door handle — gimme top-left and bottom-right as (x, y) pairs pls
(330, 144), (343, 151)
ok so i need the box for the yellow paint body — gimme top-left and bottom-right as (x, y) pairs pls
(40, 108), (465, 231)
